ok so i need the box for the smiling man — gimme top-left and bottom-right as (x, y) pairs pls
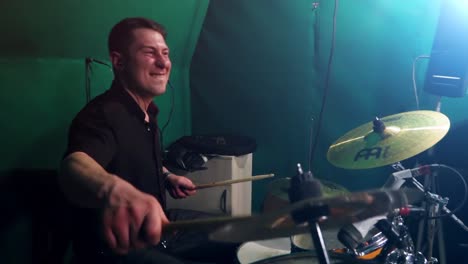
(58, 17), (219, 264)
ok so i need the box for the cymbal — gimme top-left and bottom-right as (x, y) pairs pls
(164, 188), (422, 243)
(262, 178), (349, 213)
(327, 110), (450, 169)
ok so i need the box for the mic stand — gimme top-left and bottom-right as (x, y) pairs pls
(416, 99), (445, 263)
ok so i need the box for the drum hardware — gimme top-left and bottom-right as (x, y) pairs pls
(324, 108), (467, 264)
(334, 172), (424, 258)
(356, 168), (438, 264)
(369, 163), (467, 264)
(306, 221), (330, 264)
(375, 217), (414, 257)
(336, 215), (410, 262)
(288, 163), (331, 264)
(402, 164), (468, 263)
(332, 213), (426, 264)
(372, 216), (433, 264)
(164, 188), (421, 243)
(164, 179), (421, 264)
(353, 231), (388, 258)
(328, 165), (452, 264)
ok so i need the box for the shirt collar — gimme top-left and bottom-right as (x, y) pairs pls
(109, 80), (160, 121)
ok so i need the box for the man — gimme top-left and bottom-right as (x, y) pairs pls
(59, 17), (234, 263)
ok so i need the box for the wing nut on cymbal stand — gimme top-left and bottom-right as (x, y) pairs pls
(373, 117), (386, 134)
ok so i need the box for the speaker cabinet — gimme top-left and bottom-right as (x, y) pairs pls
(424, 1), (468, 97)
(166, 154), (253, 216)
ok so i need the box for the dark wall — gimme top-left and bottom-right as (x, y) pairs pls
(191, 0), (450, 209)
(190, 0), (468, 262)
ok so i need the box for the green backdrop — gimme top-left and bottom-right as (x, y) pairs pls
(0, 1), (209, 263)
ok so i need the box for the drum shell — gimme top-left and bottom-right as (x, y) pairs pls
(251, 251), (374, 264)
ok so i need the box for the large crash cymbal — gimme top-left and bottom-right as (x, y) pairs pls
(164, 188), (422, 243)
(327, 110), (450, 169)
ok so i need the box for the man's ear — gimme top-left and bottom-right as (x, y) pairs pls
(110, 51), (124, 71)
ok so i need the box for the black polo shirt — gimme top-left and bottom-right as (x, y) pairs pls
(66, 81), (166, 205)
(65, 81), (167, 256)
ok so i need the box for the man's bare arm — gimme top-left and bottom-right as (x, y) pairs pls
(58, 151), (169, 254)
(58, 151), (117, 208)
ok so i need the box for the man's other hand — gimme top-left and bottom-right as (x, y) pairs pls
(166, 174), (197, 199)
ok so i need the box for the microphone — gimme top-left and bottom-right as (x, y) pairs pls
(338, 165), (432, 250)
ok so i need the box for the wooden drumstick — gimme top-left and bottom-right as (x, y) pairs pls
(195, 173), (274, 190)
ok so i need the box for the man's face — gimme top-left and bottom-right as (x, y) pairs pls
(121, 28), (172, 98)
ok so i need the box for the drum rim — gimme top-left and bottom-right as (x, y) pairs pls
(250, 250), (379, 264)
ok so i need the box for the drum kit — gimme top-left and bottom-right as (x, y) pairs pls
(166, 110), (467, 264)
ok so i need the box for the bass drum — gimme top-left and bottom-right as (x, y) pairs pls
(236, 237), (291, 264)
(251, 251), (377, 264)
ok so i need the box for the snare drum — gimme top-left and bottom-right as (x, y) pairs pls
(236, 237), (291, 264)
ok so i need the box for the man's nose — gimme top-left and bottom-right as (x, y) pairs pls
(155, 56), (169, 69)
(155, 60), (165, 68)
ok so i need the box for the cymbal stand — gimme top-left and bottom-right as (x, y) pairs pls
(386, 163), (441, 263)
(408, 176), (444, 264)
(416, 98), (445, 263)
(309, 219), (331, 264)
(290, 163), (330, 264)
(291, 192), (331, 264)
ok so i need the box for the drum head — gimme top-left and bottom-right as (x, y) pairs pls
(291, 229), (342, 252)
(236, 237), (291, 264)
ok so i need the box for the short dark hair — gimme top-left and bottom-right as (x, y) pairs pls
(108, 17), (167, 54)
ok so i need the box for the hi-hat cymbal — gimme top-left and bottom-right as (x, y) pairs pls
(327, 110), (450, 169)
(164, 188), (422, 243)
